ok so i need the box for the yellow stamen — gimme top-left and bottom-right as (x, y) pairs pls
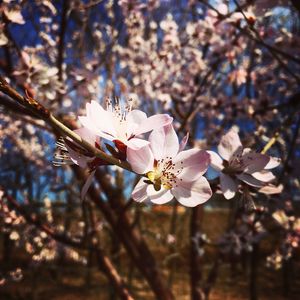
(146, 171), (156, 182)
(162, 183), (172, 190)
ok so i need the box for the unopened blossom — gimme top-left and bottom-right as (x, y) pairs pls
(208, 129), (280, 199)
(127, 125), (212, 207)
(79, 99), (173, 151)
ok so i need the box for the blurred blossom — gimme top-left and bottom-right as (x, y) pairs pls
(4, 9), (25, 24)
(266, 252), (283, 270)
(0, 31), (8, 46)
(191, 232), (208, 257)
(13, 50), (65, 105)
(166, 234), (176, 245)
(9, 268), (23, 282)
(228, 68), (248, 86)
(9, 231), (20, 241)
(208, 129), (280, 199)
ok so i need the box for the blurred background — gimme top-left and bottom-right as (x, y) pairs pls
(0, 0), (300, 299)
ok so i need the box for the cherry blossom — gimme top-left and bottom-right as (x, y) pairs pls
(208, 129), (280, 199)
(127, 125), (212, 207)
(79, 99), (173, 151)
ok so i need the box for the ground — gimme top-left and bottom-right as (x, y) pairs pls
(0, 209), (299, 299)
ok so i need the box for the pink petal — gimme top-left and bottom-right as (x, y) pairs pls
(237, 173), (265, 187)
(64, 143), (91, 168)
(174, 149), (210, 181)
(149, 124), (179, 160)
(126, 137), (149, 150)
(179, 132), (189, 152)
(172, 176), (212, 207)
(251, 170), (275, 182)
(78, 116), (114, 141)
(220, 173), (238, 199)
(242, 152), (269, 173)
(126, 110), (147, 136)
(218, 129), (242, 161)
(89, 101), (117, 136)
(81, 170), (96, 201)
(207, 151), (224, 172)
(147, 185), (174, 204)
(134, 114), (173, 136)
(127, 145), (154, 174)
(264, 156), (281, 169)
(127, 109), (147, 124)
(63, 128), (98, 168)
(74, 127), (99, 147)
(131, 178), (149, 202)
(79, 101), (116, 139)
(258, 184), (283, 195)
(78, 116), (97, 133)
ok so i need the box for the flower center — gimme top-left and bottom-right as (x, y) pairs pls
(146, 157), (183, 191)
(106, 98), (133, 141)
(106, 97), (133, 122)
(223, 154), (245, 175)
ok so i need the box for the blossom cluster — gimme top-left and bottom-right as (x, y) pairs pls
(56, 100), (281, 207)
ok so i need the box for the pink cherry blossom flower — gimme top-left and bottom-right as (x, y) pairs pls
(79, 99), (173, 151)
(208, 129), (280, 199)
(127, 125), (212, 207)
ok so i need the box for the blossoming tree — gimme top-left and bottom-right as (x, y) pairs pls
(0, 0), (299, 299)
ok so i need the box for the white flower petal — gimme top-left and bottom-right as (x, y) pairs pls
(131, 178), (149, 202)
(78, 116), (99, 134)
(80, 116), (115, 141)
(179, 132), (189, 152)
(220, 173), (238, 199)
(242, 152), (269, 173)
(218, 129), (242, 161)
(88, 101), (117, 138)
(134, 114), (173, 136)
(126, 110), (147, 137)
(174, 149), (210, 181)
(251, 170), (275, 182)
(64, 142), (92, 168)
(127, 109), (147, 124)
(149, 124), (179, 160)
(147, 185), (174, 204)
(172, 177), (212, 207)
(81, 170), (96, 201)
(126, 137), (149, 150)
(264, 156), (281, 169)
(258, 184), (283, 195)
(207, 151), (224, 172)
(74, 127), (99, 147)
(127, 145), (154, 174)
(237, 173), (265, 187)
